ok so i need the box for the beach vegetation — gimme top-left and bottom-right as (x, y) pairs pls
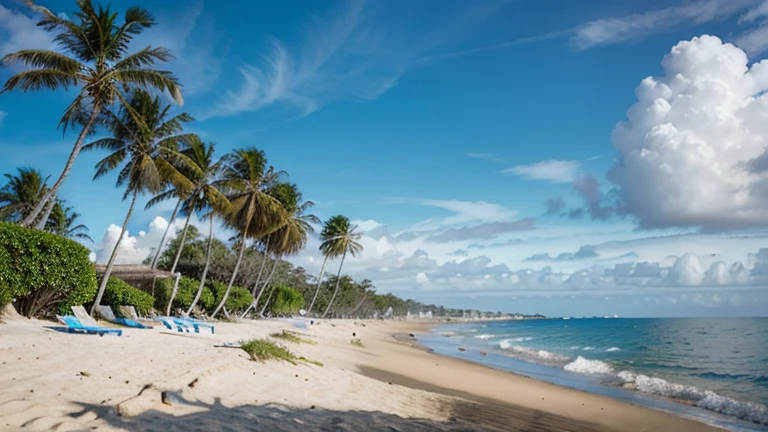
(99, 277), (155, 316)
(270, 330), (315, 345)
(0, 222), (96, 317)
(320, 215), (363, 318)
(240, 339), (298, 363)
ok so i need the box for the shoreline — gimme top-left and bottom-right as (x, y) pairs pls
(0, 316), (724, 431)
(354, 320), (724, 432)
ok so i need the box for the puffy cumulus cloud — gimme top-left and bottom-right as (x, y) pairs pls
(608, 35), (768, 231)
(91, 215), (236, 265)
(503, 160), (580, 183)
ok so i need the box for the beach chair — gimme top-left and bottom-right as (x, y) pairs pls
(176, 317), (215, 334)
(159, 317), (190, 332)
(71, 305), (101, 327)
(56, 315), (122, 336)
(96, 305), (152, 329)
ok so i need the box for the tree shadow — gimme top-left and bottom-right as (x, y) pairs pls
(61, 390), (604, 432)
(67, 398), (492, 432)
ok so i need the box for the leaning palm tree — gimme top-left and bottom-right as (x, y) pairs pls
(162, 138), (229, 315)
(209, 148), (286, 318)
(0, 168), (50, 223)
(45, 200), (93, 242)
(146, 188), (185, 270)
(241, 183), (318, 318)
(83, 89), (193, 315)
(1, 0), (183, 228)
(321, 215), (363, 319)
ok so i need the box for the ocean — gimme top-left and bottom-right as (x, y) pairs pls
(420, 318), (768, 431)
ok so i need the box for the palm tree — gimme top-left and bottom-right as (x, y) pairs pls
(0, 168), (49, 223)
(306, 218), (340, 315)
(209, 148), (286, 318)
(146, 193), (183, 270)
(249, 183), (318, 318)
(321, 215), (363, 319)
(1, 0), (183, 228)
(83, 89), (193, 315)
(161, 138), (229, 315)
(45, 200), (93, 242)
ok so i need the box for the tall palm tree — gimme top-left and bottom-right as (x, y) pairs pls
(321, 215), (363, 319)
(162, 138), (229, 315)
(146, 193), (184, 270)
(307, 218), (341, 315)
(209, 148), (286, 318)
(83, 90), (193, 315)
(0, 168), (49, 223)
(1, 0), (183, 228)
(45, 200), (93, 242)
(246, 183), (318, 318)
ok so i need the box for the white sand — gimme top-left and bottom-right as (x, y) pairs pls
(0, 313), (721, 431)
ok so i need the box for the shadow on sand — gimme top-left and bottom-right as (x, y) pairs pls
(63, 391), (603, 432)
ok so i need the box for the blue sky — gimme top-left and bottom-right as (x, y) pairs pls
(2, 0), (768, 317)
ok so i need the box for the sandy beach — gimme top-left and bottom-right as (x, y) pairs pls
(0, 312), (721, 431)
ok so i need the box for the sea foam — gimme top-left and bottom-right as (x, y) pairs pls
(474, 334), (494, 339)
(605, 347), (621, 352)
(563, 356), (613, 374)
(498, 340), (568, 363)
(618, 371), (768, 425)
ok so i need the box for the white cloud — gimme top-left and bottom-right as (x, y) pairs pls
(608, 35), (768, 230)
(0, 110), (5, 127)
(571, 0), (751, 50)
(503, 160), (580, 183)
(0, 4), (54, 57)
(415, 198), (517, 226)
(203, 0), (499, 119)
(734, 23), (768, 56)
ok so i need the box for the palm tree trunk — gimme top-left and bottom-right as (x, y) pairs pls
(322, 251), (347, 319)
(90, 190), (137, 316)
(186, 214), (214, 316)
(35, 196), (57, 230)
(151, 198), (181, 269)
(21, 104), (102, 227)
(307, 255), (329, 315)
(239, 251), (275, 319)
(257, 256), (281, 316)
(164, 209), (193, 315)
(211, 199), (255, 318)
(348, 292), (369, 316)
(259, 282), (278, 317)
(250, 238), (270, 296)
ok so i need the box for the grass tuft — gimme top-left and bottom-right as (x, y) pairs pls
(299, 356), (323, 367)
(240, 339), (297, 364)
(350, 338), (364, 347)
(270, 330), (316, 345)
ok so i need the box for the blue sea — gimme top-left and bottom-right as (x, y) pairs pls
(421, 318), (768, 431)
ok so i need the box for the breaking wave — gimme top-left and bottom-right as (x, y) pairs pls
(564, 357), (614, 374)
(605, 347), (621, 352)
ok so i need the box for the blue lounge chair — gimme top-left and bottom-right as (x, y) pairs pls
(97, 305), (152, 329)
(159, 317), (190, 332)
(56, 315), (122, 336)
(178, 317), (215, 334)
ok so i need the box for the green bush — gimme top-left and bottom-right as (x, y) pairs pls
(99, 277), (155, 316)
(268, 285), (305, 315)
(155, 276), (215, 313)
(207, 280), (253, 313)
(0, 222), (97, 317)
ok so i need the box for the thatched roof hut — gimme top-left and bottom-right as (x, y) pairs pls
(94, 265), (176, 295)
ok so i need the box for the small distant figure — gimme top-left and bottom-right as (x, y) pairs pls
(352, 332), (356, 337)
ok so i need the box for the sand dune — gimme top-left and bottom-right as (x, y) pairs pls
(0, 313), (720, 431)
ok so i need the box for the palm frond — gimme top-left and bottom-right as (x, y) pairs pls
(1, 50), (83, 74)
(113, 69), (183, 105)
(111, 46), (172, 71)
(1, 70), (78, 93)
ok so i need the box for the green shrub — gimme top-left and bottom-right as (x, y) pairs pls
(268, 285), (305, 315)
(240, 339), (297, 363)
(0, 222), (97, 317)
(207, 280), (253, 313)
(155, 276), (215, 313)
(99, 277), (155, 316)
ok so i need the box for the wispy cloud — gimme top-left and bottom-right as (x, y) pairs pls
(0, 3), (54, 56)
(503, 159), (580, 183)
(203, 0), (501, 119)
(571, 0), (754, 50)
(133, 2), (228, 97)
(0, 110), (6, 127)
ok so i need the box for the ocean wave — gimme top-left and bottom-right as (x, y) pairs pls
(498, 340), (569, 363)
(474, 334), (494, 339)
(564, 357), (614, 374)
(618, 372), (768, 425)
(605, 347), (621, 352)
(582, 346), (595, 351)
(691, 372), (749, 380)
(569, 346), (579, 350)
